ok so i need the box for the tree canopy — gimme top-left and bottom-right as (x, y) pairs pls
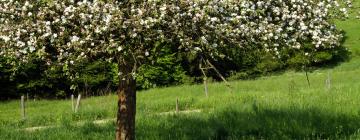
(1, 0), (351, 72)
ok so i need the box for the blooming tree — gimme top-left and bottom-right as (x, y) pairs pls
(0, 0), (351, 139)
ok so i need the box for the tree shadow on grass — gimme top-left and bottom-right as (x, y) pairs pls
(136, 106), (360, 140)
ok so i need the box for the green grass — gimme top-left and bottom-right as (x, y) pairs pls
(1, 3), (360, 140)
(1, 64), (360, 139)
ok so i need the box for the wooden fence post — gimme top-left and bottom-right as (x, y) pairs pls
(203, 77), (208, 97)
(21, 96), (26, 120)
(75, 94), (81, 113)
(71, 94), (75, 112)
(326, 72), (331, 91)
(200, 60), (209, 97)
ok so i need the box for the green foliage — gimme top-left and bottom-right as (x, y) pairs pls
(287, 52), (309, 69)
(136, 45), (189, 89)
(227, 44), (349, 80)
(0, 40), (351, 99)
(71, 60), (115, 97)
(12, 58), (58, 98)
(0, 57), (16, 100)
(255, 54), (283, 74)
(0, 57), (116, 99)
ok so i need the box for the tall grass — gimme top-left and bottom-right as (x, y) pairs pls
(1, 64), (360, 139)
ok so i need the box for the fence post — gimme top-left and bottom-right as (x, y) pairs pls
(71, 94), (75, 112)
(21, 96), (26, 120)
(75, 94), (81, 113)
(326, 72), (331, 91)
(203, 77), (208, 97)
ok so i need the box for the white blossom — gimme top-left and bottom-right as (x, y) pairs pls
(70, 36), (79, 42)
(0, 36), (10, 42)
(0, 0), (351, 69)
(117, 46), (123, 52)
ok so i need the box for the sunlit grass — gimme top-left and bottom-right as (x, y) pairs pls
(1, 63), (360, 139)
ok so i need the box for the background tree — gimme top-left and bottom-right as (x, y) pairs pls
(0, 0), (351, 139)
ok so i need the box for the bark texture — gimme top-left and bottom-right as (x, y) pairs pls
(116, 61), (136, 140)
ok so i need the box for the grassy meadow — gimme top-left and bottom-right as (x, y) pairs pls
(1, 2), (360, 140)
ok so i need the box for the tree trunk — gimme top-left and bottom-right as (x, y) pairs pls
(116, 61), (136, 140)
